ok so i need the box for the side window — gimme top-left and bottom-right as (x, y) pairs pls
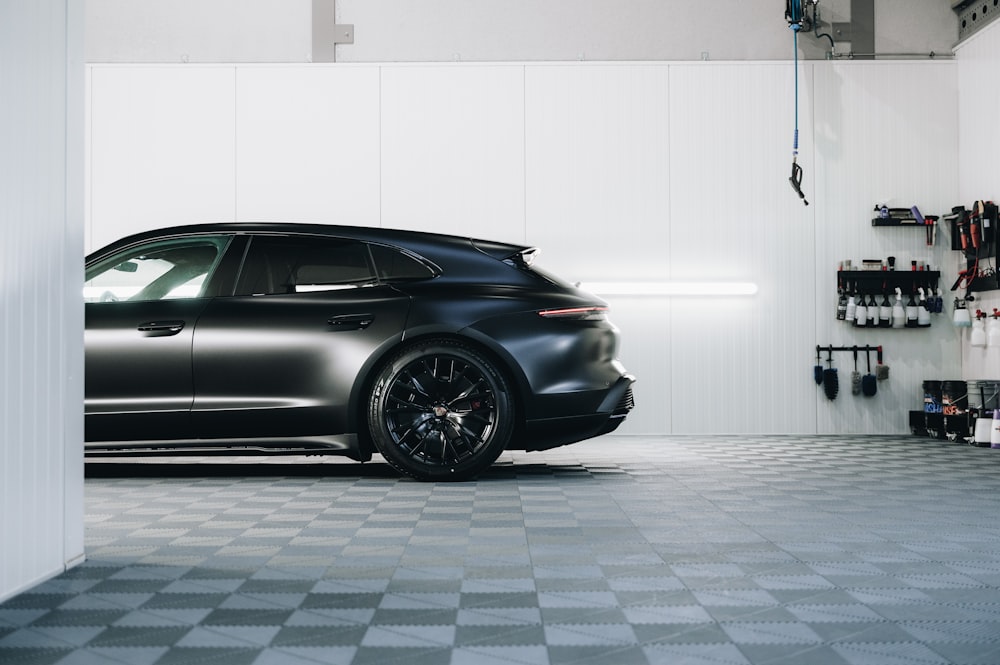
(84, 237), (229, 303)
(369, 243), (436, 282)
(236, 236), (376, 296)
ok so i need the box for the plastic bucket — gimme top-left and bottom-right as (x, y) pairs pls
(942, 380), (968, 415)
(974, 416), (993, 445)
(923, 380), (942, 413)
(968, 380), (1000, 414)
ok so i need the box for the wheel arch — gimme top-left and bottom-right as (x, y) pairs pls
(349, 328), (529, 460)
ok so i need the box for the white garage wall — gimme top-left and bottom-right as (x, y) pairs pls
(525, 65), (674, 432)
(86, 59), (961, 434)
(1, 1), (85, 603)
(380, 65), (526, 242)
(813, 61), (959, 433)
(236, 66), (381, 225)
(87, 66), (237, 250)
(956, 23), (1000, 380)
(664, 64), (820, 434)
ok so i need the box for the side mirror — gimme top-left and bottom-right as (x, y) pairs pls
(114, 261), (138, 273)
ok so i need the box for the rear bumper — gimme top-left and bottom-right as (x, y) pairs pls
(515, 375), (635, 451)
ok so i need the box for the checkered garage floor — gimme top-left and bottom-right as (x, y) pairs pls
(3, 435), (1000, 665)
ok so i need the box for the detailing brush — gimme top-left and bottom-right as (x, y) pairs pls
(875, 345), (889, 381)
(851, 346), (862, 395)
(823, 347), (839, 400)
(862, 347), (877, 397)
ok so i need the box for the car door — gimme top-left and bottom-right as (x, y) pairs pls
(190, 234), (412, 439)
(84, 235), (235, 442)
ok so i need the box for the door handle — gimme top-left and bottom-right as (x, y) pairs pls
(137, 320), (186, 336)
(327, 313), (374, 330)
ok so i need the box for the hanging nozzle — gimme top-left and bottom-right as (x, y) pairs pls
(789, 127), (808, 205)
(789, 159), (809, 206)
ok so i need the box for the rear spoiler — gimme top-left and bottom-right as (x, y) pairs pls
(470, 238), (538, 266)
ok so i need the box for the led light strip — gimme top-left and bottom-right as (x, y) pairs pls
(580, 282), (759, 296)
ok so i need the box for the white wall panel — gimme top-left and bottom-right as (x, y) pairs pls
(1, 0), (85, 603)
(235, 66), (381, 224)
(88, 66), (237, 252)
(813, 62), (959, 433)
(666, 64), (817, 434)
(524, 64), (670, 280)
(86, 59), (968, 436)
(956, 24), (1000, 380)
(523, 64), (672, 434)
(380, 65), (526, 243)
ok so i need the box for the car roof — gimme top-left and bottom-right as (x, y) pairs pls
(87, 222), (539, 285)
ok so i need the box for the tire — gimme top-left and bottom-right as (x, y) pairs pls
(368, 340), (513, 481)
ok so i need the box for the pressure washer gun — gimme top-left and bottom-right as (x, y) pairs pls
(789, 160), (809, 206)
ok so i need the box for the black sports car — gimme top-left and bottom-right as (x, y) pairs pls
(84, 223), (635, 480)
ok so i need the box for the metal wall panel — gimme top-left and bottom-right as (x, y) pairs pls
(235, 65), (381, 224)
(379, 65), (526, 244)
(956, 24), (1000, 380)
(1, 0), (85, 603)
(524, 64), (670, 280)
(524, 64), (672, 433)
(86, 59), (965, 435)
(813, 61), (959, 433)
(666, 63), (818, 434)
(88, 66), (237, 252)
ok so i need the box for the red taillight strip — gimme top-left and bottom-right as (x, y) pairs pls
(538, 306), (608, 319)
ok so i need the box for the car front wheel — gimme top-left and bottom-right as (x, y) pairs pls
(368, 340), (513, 481)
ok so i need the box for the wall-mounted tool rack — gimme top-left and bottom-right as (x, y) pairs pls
(947, 202), (998, 294)
(816, 344), (883, 355)
(837, 270), (940, 294)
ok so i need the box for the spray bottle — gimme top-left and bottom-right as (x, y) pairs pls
(971, 310), (987, 347)
(953, 298), (972, 327)
(988, 309), (1000, 347)
(879, 288), (892, 327)
(934, 288), (945, 314)
(836, 275), (847, 320)
(855, 288), (868, 327)
(905, 287), (919, 328)
(846, 282), (857, 322)
(917, 287), (931, 327)
(892, 288), (905, 329)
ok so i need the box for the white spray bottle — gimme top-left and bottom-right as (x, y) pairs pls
(891, 287), (905, 329)
(917, 287), (931, 327)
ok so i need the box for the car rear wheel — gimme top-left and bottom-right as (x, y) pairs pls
(368, 340), (513, 481)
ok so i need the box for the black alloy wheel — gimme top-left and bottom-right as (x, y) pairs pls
(368, 340), (513, 481)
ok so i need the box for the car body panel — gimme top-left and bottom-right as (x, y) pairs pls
(85, 298), (208, 440)
(190, 287), (409, 439)
(83, 223), (635, 466)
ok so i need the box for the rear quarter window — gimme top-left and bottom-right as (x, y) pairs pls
(370, 244), (436, 282)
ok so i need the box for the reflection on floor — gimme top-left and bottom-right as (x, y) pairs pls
(2, 435), (1000, 665)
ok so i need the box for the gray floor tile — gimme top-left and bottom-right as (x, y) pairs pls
(0, 435), (997, 664)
